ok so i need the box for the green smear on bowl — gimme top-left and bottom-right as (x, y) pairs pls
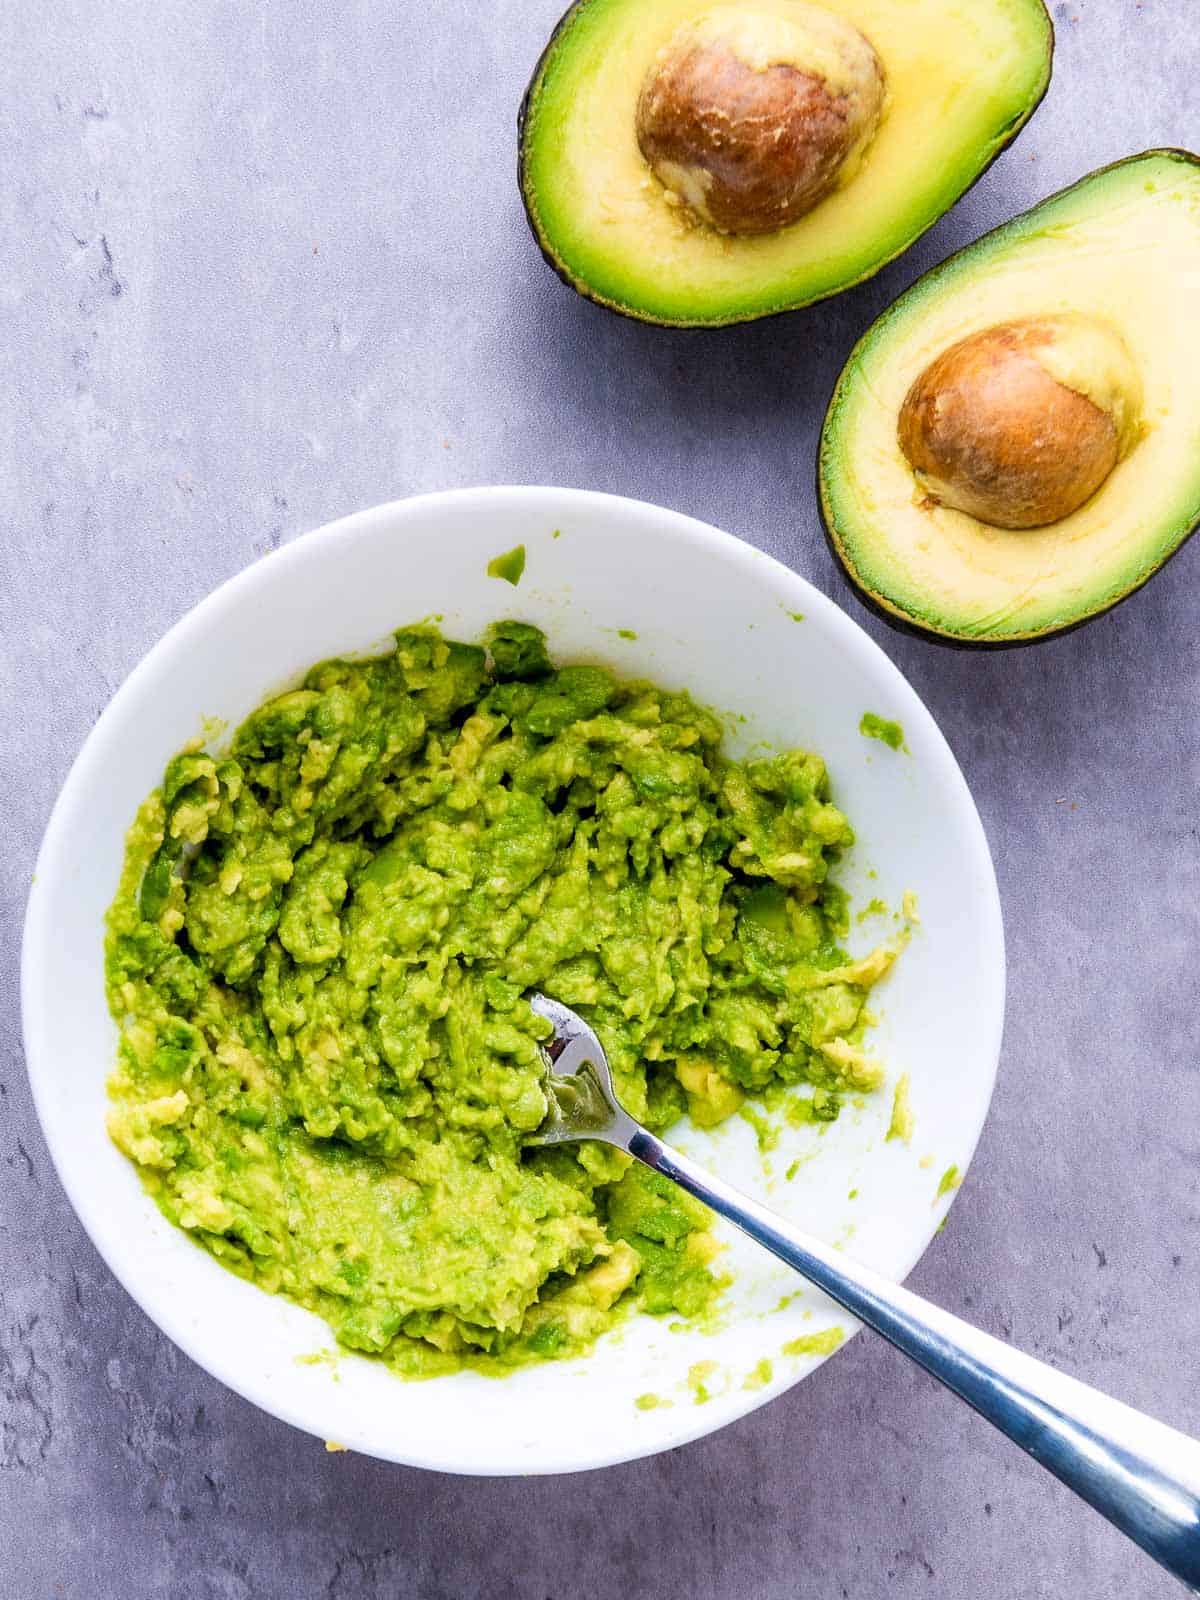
(859, 711), (906, 751)
(635, 1392), (671, 1411)
(487, 545), (526, 586)
(936, 1164), (961, 1200)
(688, 1360), (721, 1404)
(782, 1327), (844, 1359)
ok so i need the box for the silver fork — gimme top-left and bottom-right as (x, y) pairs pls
(527, 993), (1200, 1589)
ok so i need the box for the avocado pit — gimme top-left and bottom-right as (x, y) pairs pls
(635, 4), (886, 236)
(897, 314), (1143, 529)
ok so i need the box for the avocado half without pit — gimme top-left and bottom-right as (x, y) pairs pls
(519, 0), (1053, 327)
(819, 150), (1200, 646)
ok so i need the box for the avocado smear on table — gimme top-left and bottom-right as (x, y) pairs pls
(106, 621), (897, 1376)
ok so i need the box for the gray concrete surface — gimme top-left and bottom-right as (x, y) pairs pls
(2, 1), (1198, 1594)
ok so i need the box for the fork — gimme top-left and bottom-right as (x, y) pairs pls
(527, 992), (1200, 1589)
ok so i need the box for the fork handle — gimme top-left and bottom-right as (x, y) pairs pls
(626, 1125), (1200, 1590)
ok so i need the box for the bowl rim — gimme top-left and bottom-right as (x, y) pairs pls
(21, 485), (1006, 1472)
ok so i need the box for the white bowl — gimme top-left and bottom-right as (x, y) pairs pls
(22, 487), (1004, 1474)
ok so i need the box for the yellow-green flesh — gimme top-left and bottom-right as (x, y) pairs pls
(821, 150), (1200, 642)
(105, 623), (895, 1376)
(521, 0), (1051, 325)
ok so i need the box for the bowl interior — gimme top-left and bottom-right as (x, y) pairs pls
(23, 487), (1004, 1473)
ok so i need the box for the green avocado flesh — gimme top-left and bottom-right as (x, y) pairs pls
(487, 545), (526, 586)
(859, 712), (904, 751)
(519, 0), (1051, 327)
(106, 623), (897, 1376)
(820, 149), (1200, 644)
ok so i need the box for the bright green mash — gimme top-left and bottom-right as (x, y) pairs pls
(106, 622), (895, 1375)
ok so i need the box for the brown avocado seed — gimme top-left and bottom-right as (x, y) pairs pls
(897, 314), (1144, 530)
(635, 5), (886, 236)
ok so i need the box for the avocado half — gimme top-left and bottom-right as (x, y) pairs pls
(518, 0), (1053, 328)
(819, 150), (1200, 647)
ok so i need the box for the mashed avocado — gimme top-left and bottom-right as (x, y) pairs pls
(859, 711), (905, 751)
(105, 622), (894, 1375)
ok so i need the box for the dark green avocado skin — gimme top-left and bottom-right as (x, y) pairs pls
(820, 517), (1200, 650)
(516, 0), (1054, 329)
(816, 450), (1194, 653)
(516, 2), (575, 303)
(818, 148), (1200, 649)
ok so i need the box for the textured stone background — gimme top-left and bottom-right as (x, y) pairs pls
(2, 2), (1198, 1595)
